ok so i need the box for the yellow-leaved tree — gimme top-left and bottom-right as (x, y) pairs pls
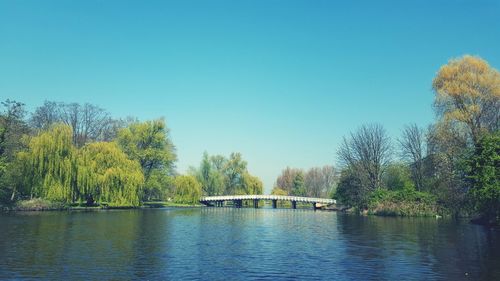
(18, 124), (76, 202)
(432, 55), (500, 145)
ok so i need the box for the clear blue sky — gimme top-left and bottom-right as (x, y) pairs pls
(1, 0), (499, 192)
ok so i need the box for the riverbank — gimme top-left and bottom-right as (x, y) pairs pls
(1, 199), (202, 212)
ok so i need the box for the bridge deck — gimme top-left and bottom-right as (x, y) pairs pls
(200, 195), (336, 204)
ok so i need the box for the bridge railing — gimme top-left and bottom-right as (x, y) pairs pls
(200, 195), (335, 204)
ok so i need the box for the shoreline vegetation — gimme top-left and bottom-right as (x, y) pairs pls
(0, 55), (499, 225)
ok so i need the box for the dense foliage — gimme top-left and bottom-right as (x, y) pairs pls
(464, 132), (500, 224)
(117, 119), (176, 201)
(190, 152), (263, 196)
(0, 100), (265, 208)
(331, 55), (499, 223)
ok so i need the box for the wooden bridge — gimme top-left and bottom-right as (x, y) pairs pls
(200, 195), (336, 209)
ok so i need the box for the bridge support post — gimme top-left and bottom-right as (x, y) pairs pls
(253, 199), (259, 208)
(233, 199), (242, 208)
(312, 202), (318, 210)
(291, 201), (297, 209)
(272, 200), (277, 209)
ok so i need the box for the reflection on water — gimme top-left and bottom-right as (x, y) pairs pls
(0, 208), (499, 280)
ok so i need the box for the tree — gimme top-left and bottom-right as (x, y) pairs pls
(304, 166), (337, 197)
(338, 124), (392, 190)
(242, 173), (263, 195)
(222, 152), (247, 195)
(17, 124), (76, 202)
(173, 175), (202, 204)
(464, 131), (500, 224)
(399, 124), (426, 190)
(117, 119), (177, 201)
(382, 163), (414, 191)
(271, 187), (287, 196)
(77, 142), (144, 206)
(426, 122), (469, 214)
(432, 55), (500, 146)
(334, 168), (368, 209)
(196, 152), (224, 196)
(31, 101), (116, 147)
(292, 172), (306, 196)
(0, 100), (29, 202)
(275, 167), (303, 195)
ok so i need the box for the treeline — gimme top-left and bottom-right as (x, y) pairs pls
(330, 55), (499, 224)
(272, 166), (337, 198)
(189, 152), (263, 196)
(0, 101), (262, 207)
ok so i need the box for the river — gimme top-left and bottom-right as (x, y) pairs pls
(0, 208), (499, 280)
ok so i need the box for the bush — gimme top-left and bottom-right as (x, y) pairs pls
(368, 187), (438, 217)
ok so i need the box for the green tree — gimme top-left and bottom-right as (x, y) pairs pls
(18, 124), (76, 202)
(464, 131), (500, 224)
(117, 119), (177, 201)
(196, 152), (224, 196)
(222, 152), (247, 195)
(271, 187), (288, 196)
(77, 142), (144, 206)
(242, 173), (263, 195)
(0, 100), (29, 202)
(334, 168), (369, 209)
(292, 172), (306, 196)
(173, 175), (202, 204)
(382, 163), (414, 191)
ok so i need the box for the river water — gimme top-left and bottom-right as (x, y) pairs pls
(0, 208), (499, 280)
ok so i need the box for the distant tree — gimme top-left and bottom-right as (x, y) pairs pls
(275, 167), (303, 195)
(399, 124), (426, 190)
(338, 124), (392, 190)
(271, 187), (288, 196)
(196, 152), (224, 196)
(242, 173), (263, 195)
(117, 118), (177, 201)
(30, 101), (116, 147)
(173, 175), (202, 205)
(222, 153), (247, 195)
(304, 165), (337, 197)
(292, 172), (306, 196)
(432, 55), (500, 146)
(77, 142), (144, 206)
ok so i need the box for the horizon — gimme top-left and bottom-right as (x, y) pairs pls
(1, 0), (499, 192)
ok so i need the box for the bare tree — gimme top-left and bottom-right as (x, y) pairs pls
(304, 165), (337, 197)
(30, 101), (115, 147)
(338, 124), (392, 190)
(30, 101), (60, 130)
(399, 124), (426, 190)
(275, 167), (303, 195)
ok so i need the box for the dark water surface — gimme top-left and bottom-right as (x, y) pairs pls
(1, 208), (499, 280)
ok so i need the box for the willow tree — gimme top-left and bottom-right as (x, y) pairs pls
(117, 119), (176, 201)
(172, 175), (202, 204)
(77, 142), (144, 206)
(196, 152), (224, 196)
(18, 124), (76, 202)
(432, 55), (500, 146)
(242, 173), (263, 195)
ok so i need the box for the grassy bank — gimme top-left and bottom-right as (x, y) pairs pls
(367, 188), (440, 217)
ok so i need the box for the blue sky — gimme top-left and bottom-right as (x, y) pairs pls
(1, 0), (499, 192)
